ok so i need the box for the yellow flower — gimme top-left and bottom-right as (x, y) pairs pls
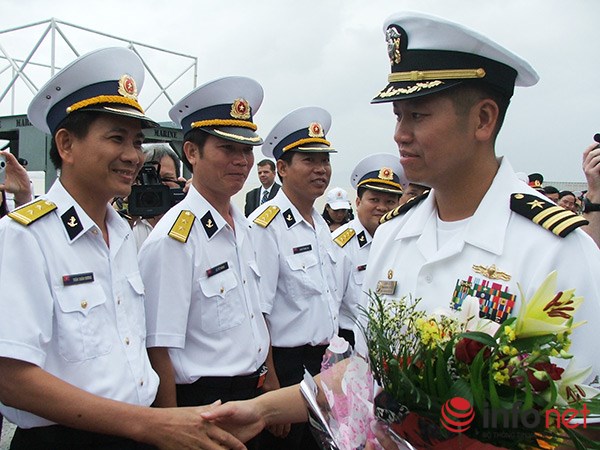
(514, 271), (585, 339)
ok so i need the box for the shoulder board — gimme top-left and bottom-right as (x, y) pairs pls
(333, 228), (356, 248)
(510, 193), (588, 238)
(253, 205), (280, 228)
(380, 190), (430, 224)
(8, 199), (57, 226)
(168, 210), (196, 243)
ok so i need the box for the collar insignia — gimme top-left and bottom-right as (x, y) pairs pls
(61, 206), (83, 240)
(283, 209), (296, 228)
(357, 230), (368, 248)
(201, 211), (218, 238)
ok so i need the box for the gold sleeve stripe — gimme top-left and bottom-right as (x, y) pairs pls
(553, 216), (588, 237)
(540, 210), (575, 230)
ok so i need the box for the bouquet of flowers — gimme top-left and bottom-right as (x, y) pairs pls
(358, 271), (600, 449)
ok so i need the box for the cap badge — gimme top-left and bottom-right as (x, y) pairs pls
(379, 167), (394, 181)
(385, 26), (402, 65)
(118, 74), (138, 100)
(230, 98), (251, 120)
(308, 122), (324, 138)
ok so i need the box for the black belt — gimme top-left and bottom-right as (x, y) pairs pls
(191, 364), (267, 391)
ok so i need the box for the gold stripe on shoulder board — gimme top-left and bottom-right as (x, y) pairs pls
(8, 199), (57, 226)
(333, 228), (356, 248)
(253, 205), (280, 228)
(168, 210), (196, 243)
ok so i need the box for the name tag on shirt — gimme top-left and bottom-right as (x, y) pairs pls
(206, 262), (229, 277)
(293, 244), (312, 254)
(376, 280), (397, 295)
(62, 272), (94, 286)
(357, 264), (367, 272)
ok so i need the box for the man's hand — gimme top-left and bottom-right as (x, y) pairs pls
(0, 151), (32, 207)
(583, 142), (600, 203)
(143, 403), (247, 450)
(200, 399), (267, 444)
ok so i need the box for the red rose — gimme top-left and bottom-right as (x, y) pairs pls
(527, 362), (564, 392)
(455, 338), (490, 365)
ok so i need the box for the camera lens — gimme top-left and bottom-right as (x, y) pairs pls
(137, 191), (161, 208)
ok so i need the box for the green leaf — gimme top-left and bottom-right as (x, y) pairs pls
(458, 331), (497, 347)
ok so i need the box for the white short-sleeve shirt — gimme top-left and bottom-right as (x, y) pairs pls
(139, 185), (269, 383)
(249, 190), (343, 347)
(0, 180), (159, 428)
(332, 218), (373, 330)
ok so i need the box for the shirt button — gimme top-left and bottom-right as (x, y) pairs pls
(251, 313), (255, 319)
(258, 347), (262, 353)
(117, 297), (122, 305)
(220, 287), (225, 294)
(243, 279), (246, 284)
(140, 379), (144, 386)
(80, 300), (88, 309)
(125, 337), (130, 345)
(91, 229), (98, 235)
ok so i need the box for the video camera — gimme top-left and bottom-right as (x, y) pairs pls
(128, 162), (185, 218)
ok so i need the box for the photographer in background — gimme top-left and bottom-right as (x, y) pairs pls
(131, 143), (186, 250)
(0, 150), (33, 218)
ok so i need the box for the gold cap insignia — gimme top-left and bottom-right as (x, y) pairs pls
(118, 74), (138, 100)
(308, 122), (324, 138)
(230, 98), (251, 119)
(385, 26), (402, 65)
(379, 167), (394, 181)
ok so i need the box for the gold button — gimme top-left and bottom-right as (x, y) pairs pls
(220, 287), (224, 294)
(91, 229), (98, 235)
(125, 337), (130, 345)
(81, 300), (88, 309)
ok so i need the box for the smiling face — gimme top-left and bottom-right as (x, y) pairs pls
(278, 151), (331, 206)
(185, 133), (254, 203)
(356, 189), (400, 236)
(56, 113), (145, 205)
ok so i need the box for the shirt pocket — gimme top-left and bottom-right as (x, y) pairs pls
(54, 283), (112, 362)
(125, 272), (146, 338)
(285, 251), (322, 296)
(352, 267), (366, 287)
(198, 269), (243, 334)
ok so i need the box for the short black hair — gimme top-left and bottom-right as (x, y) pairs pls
(257, 159), (275, 171)
(543, 185), (560, 195)
(440, 82), (511, 139)
(181, 128), (210, 172)
(49, 110), (104, 169)
(559, 190), (575, 199)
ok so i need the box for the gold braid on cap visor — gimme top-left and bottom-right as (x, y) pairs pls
(66, 95), (145, 114)
(388, 68), (486, 83)
(283, 137), (331, 153)
(357, 178), (402, 190)
(191, 119), (258, 131)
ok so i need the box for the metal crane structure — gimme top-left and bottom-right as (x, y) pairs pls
(0, 18), (196, 192)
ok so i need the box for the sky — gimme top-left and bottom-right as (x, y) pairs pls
(1, 0), (599, 207)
